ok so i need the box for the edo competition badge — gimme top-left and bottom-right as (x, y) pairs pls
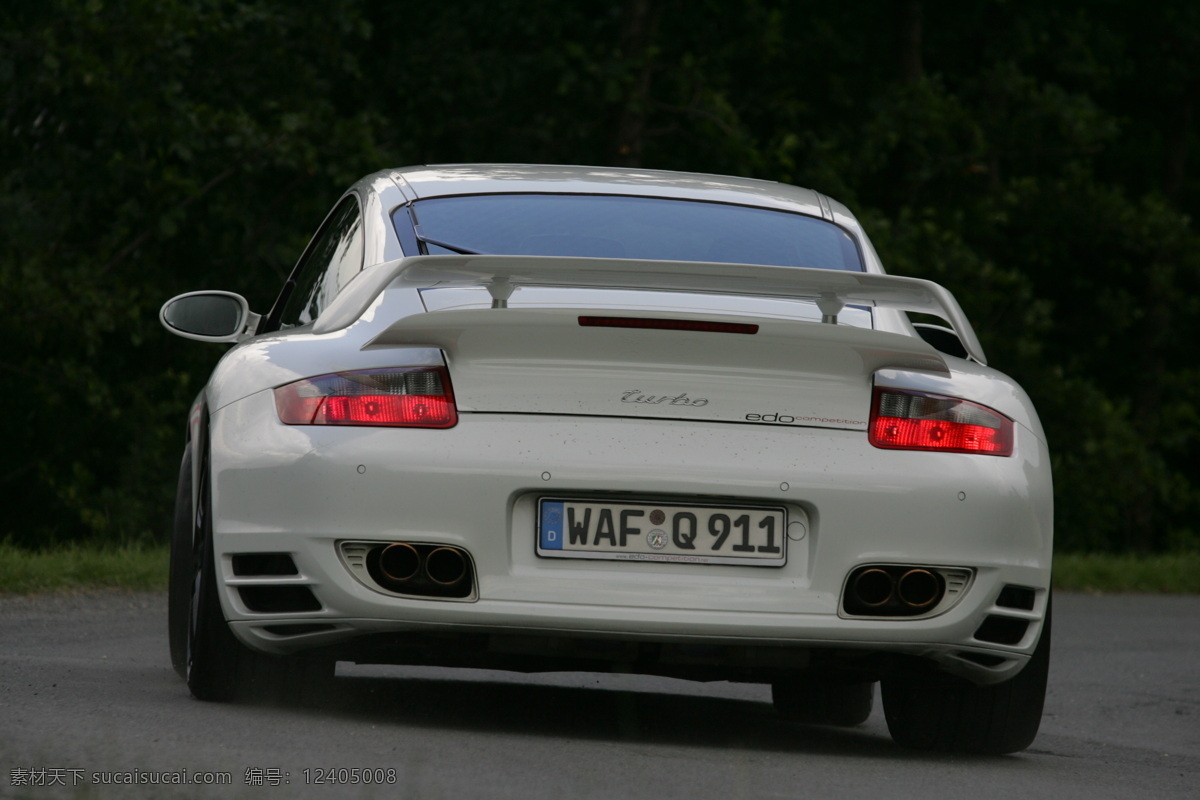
(646, 529), (667, 550)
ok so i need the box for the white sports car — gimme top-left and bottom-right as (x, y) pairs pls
(162, 164), (1052, 754)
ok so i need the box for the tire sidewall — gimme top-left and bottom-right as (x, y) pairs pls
(167, 444), (193, 679)
(882, 595), (1052, 754)
(184, 441), (240, 701)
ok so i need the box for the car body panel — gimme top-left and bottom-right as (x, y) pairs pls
(209, 390), (1050, 684)
(365, 307), (943, 429)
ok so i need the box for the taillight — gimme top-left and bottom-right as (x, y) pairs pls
(274, 367), (457, 428)
(869, 387), (1012, 456)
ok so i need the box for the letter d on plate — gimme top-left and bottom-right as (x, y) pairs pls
(540, 501), (564, 550)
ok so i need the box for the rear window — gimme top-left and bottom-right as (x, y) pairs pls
(395, 194), (863, 271)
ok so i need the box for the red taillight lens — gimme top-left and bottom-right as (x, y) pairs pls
(274, 368), (457, 428)
(869, 388), (1013, 456)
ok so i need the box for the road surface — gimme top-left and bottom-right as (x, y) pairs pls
(0, 591), (1195, 798)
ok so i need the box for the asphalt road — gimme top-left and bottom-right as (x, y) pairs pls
(0, 591), (1196, 799)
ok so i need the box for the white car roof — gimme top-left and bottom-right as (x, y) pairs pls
(382, 164), (832, 219)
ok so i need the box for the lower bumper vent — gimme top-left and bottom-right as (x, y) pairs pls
(996, 584), (1037, 610)
(237, 585), (322, 613)
(232, 553), (298, 576)
(973, 615), (1030, 645)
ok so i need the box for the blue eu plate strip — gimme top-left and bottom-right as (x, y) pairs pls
(539, 501), (564, 550)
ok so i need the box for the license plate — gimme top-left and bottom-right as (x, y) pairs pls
(537, 498), (786, 566)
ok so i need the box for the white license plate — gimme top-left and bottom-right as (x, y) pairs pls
(537, 498), (786, 566)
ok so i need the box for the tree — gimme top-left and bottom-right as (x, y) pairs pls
(2, 0), (1196, 553)
(0, 0), (381, 546)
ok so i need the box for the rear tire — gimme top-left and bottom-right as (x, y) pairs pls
(772, 676), (875, 726)
(881, 597), (1052, 754)
(185, 442), (333, 703)
(168, 444), (194, 679)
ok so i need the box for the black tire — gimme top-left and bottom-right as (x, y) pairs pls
(185, 443), (245, 701)
(881, 597), (1052, 755)
(167, 444), (194, 679)
(185, 442), (333, 703)
(772, 677), (875, 726)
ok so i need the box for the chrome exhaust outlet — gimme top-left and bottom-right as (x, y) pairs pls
(363, 541), (475, 599)
(843, 564), (954, 617)
(852, 568), (895, 607)
(896, 568), (940, 609)
(425, 547), (468, 586)
(379, 542), (421, 583)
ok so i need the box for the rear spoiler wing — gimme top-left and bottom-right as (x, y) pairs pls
(314, 255), (987, 365)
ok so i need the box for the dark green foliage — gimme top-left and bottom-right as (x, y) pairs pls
(0, 0), (381, 546)
(1, 0), (1196, 552)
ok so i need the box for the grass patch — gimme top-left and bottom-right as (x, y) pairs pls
(0, 543), (169, 595)
(1053, 552), (1200, 594)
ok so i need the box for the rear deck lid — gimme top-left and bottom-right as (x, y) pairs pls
(331, 255), (973, 431)
(367, 306), (946, 431)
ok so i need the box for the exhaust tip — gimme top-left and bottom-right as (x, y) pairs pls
(425, 547), (468, 586)
(852, 568), (895, 607)
(364, 542), (475, 599)
(843, 565), (949, 617)
(379, 542), (421, 583)
(897, 568), (940, 609)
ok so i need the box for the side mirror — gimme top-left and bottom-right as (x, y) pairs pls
(160, 291), (261, 343)
(912, 322), (969, 360)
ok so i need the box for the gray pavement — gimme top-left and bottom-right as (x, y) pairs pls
(0, 590), (1196, 799)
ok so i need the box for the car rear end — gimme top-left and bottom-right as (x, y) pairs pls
(178, 166), (1052, 752)
(207, 274), (1052, 690)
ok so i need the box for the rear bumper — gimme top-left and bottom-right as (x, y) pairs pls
(209, 389), (1053, 684)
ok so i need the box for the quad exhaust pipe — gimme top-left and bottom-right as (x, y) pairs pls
(844, 565), (945, 616)
(896, 568), (940, 609)
(370, 542), (473, 598)
(379, 542), (421, 582)
(852, 568), (895, 607)
(425, 547), (469, 586)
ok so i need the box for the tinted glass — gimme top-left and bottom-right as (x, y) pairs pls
(279, 196), (364, 328)
(400, 194), (862, 271)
